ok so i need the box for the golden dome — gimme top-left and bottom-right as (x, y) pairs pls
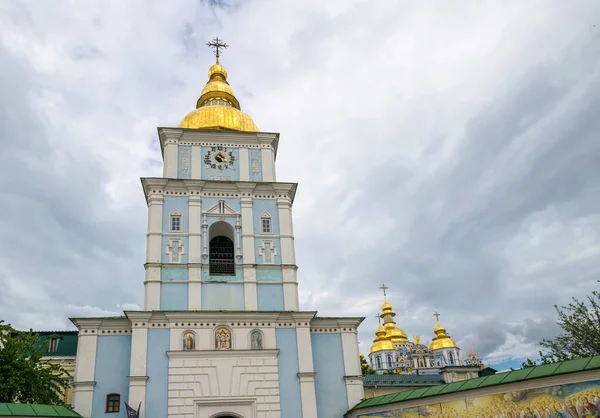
(379, 296), (408, 343)
(370, 325), (395, 353)
(179, 62), (258, 132)
(428, 321), (458, 350)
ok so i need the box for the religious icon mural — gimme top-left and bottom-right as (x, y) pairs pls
(356, 379), (600, 417)
(215, 327), (231, 350)
(182, 331), (195, 351)
(250, 330), (263, 350)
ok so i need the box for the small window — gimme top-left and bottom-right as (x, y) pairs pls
(106, 394), (120, 413)
(48, 337), (59, 353)
(261, 215), (272, 234)
(171, 215), (181, 231)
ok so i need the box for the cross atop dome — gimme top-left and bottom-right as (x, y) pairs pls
(206, 37), (229, 63)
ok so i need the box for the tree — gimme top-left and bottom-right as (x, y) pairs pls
(360, 354), (375, 375)
(521, 287), (600, 368)
(0, 320), (71, 405)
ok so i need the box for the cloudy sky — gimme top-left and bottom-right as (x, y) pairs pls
(1, 0), (599, 370)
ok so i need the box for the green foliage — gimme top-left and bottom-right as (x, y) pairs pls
(522, 286), (600, 367)
(361, 355), (375, 375)
(0, 320), (71, 405)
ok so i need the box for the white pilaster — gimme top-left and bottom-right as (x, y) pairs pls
(283, 267), (299, 311)
(188, 195), (202, 263)
(188, 267), (201, 310)
(146, 194), (163, 264)
(240, 196), (255, 264)
(277, 198), (296, 265)
(339, 322), (365, 409)
(163, 142), (178, 178)
(128, 317), (150, 418)
(72, 322), (100, 418)
(243, 266), (257, 311)
(144, 266), (161, 311)
(296, 325), (318, 418)
(191, 145), (201, 179)
(239, 147), (249, 181)
(261, 147), (275, 182)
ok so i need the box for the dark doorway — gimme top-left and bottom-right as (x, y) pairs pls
(209, 236), (235, 275)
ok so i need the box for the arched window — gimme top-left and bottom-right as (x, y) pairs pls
(209, 222), (235, 276)
(182, 331), (195, 351)
(448, 351), (455, 365)
(105, 394), (120, 413)
(376, 356), (382, 369)
(386, 355), (392, 368)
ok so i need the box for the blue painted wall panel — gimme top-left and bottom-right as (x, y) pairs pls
(201, 283), (244, 310)
(276, 329), (303, 418)
(160, 283), (188, 310)
(248, 149), (262, 182)
(252, 199), (279, 235)
(145, 329), (169, 418)
(201, 267), (243, 282)
(311, 333), (349, 418)
(162, 196), (189, 233)
(254, 237), (281, 265)
(256, 269), (283, 282)
(160, 236), (189, 264)
(257, 284), (284, 311)
(200, 146), (240, 181)
(161, 267), (188, 281)
(91, 336), (132, 418)
(177, 145), (192, 179)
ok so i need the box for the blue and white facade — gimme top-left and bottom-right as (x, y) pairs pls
(71, 126), (364, 416)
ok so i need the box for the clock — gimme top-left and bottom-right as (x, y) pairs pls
(204, 146), (236, 170)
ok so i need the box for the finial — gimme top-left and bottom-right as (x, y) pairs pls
(375, 313), (382, 325)
(433, 311), (441, 322)
(379, 283), (389, 299)
(206, 37), (229, 64)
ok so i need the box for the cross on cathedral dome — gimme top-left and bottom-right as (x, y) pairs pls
(179, 38), (259, 132)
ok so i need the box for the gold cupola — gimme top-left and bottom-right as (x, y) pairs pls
(379, 284), (408, 343)
(428, 313), (458, 350)
(369, 324), (395, 353)
(179, 38), (258, 132)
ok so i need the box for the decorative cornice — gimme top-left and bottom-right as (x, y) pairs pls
(73, 381), (96, 389)
(140, 178), (297, 205)
(297, 372), (317, 380)
(167, 349), (279, 359)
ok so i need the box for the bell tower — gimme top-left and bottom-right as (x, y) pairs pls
(141, 39), (299, 312)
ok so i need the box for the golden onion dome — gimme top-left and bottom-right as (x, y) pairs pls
(370, 325), (395, 353)
(429, 321), (458, 350)
(379, 297), (409, 343)
(179, 62), (258, 132)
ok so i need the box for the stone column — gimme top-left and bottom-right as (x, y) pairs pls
(239, 190), (257, 310)
(163, 142), (178, 178)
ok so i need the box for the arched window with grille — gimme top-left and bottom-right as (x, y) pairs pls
(386, 354), (392, 368)
(376, 356), (382, 369)
(209, 221), (235, 276)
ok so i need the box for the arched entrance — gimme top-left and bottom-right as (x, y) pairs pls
(208, 221), (235, 275)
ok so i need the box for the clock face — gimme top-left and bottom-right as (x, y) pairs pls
(204, 146), (236, 170)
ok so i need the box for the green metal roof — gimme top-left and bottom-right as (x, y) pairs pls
(363, 374), (444, 386)
(0, 404), (81, 417)
(33, 331), (78, 357)
(351, 355), (600, 411)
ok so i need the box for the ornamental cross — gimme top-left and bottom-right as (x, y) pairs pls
(379, 283), (389, 297)
(206, 37), (229, 63)
(375, 313), (381, 324)
(433, 311), (441, 321)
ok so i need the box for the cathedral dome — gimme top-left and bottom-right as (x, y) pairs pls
(179, 62), (258, 132)
(429, 321), (458, 350)
(370, 325), (395, 353)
